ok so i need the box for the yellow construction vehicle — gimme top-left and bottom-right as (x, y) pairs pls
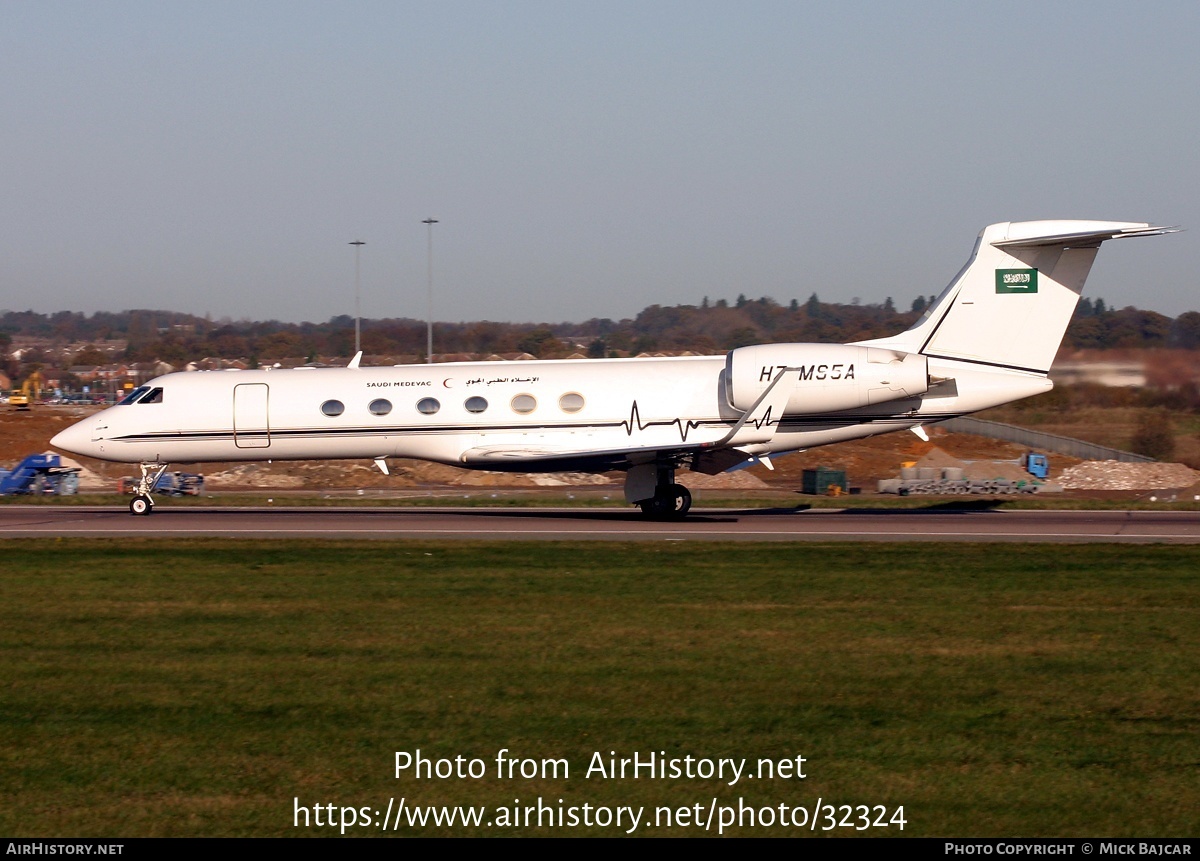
(10, 371), (45, 410)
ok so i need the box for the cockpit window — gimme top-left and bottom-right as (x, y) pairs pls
(139, 387), (164, 404)
(117, 386), (150, 405)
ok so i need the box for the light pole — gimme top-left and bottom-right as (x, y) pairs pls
(422, 218), (438, 363)
(349, 240), (365, 354)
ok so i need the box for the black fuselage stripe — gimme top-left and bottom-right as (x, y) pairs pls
(111, 412), (963, 445)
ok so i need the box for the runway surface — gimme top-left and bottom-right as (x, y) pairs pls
(0, 505), (1197, 542)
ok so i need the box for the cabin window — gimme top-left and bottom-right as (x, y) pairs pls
(140, 387), (164, 404)
(510, 394), (536, 414)
(416, 397), (440, 415)
(368, 398), (392, 416)
(558, 392), (585, 413)
(464, 396), (488, 414)
(117, 386), (150, 405)
(320, 399), (345, 417)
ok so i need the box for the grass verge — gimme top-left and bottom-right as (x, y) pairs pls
(1, 540), (1197, 836)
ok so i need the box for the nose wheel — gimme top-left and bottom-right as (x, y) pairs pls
(129, 462), (168, 516)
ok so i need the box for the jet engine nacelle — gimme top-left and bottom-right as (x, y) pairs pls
(724, 344), (929, 414)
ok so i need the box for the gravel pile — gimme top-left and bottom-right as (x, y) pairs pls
(205, 464), (306, 488)
(1056, 461), (1199, 490)
(52, 454), (109, 490)
(453, 470), (614, 487)
(683, 470), (770, 489)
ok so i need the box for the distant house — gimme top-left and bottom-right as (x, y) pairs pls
(69, 364), (132, 385)
(38, 368), (66, 390)
(68, 365), (105, 383)
(185, 357), (249, 371)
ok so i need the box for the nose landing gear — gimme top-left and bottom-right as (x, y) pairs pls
(129, 463), (168, 516)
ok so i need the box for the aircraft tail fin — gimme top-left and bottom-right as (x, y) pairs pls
(857, 221), (1178, 374)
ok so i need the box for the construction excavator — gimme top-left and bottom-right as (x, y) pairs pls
(10, 370), (45, 411)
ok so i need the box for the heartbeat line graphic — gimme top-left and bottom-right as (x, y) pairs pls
(745, 405), (781, 430)
(618, 401), (737, 442)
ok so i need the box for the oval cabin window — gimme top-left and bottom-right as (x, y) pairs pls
(510, 394), (537, 414)
(558, 392), (585, 413)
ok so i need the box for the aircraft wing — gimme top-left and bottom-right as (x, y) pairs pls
(461, 438), (703, 465)
(459, 440), (755, 475)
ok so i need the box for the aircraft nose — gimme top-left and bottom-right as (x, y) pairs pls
(51, 420), (99, 457)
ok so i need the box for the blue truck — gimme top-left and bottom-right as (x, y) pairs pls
(0, 454), (81, 495)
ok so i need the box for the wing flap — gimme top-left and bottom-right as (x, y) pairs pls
(460, 441), (709, 466)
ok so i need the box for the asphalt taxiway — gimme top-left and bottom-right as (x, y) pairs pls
(0, 505), (1197, 542)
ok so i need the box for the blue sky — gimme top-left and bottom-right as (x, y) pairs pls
(1, 1), (1196, 324)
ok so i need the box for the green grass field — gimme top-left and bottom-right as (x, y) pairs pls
(2, 540), (1197, 837)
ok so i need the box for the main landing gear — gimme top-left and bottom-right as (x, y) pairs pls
(625, 462), (692, 519)
(129, 462), (167, 516)
(640, 482), (692, 519)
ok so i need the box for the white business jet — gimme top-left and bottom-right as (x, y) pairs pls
(52, 220), (1176, 517)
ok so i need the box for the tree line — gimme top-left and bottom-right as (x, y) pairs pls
(2, 297), (1199, 374)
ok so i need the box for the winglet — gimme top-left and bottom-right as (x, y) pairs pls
(348, 351), (363, 369)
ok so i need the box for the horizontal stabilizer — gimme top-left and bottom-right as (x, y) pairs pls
(992, 224), (1180, 249)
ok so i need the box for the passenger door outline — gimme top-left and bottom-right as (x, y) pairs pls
(233, 383), (270, 448)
